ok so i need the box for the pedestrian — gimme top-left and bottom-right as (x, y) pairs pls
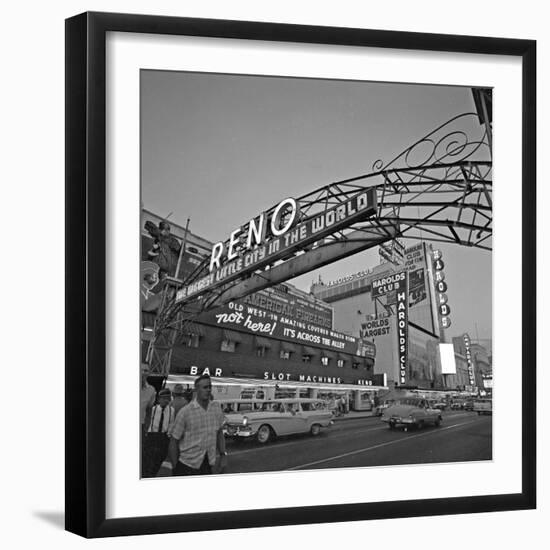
(171, 384), (189, 415)
(142, 388), (175, 477)
(339, 395), (346, 414)
(140, 364), (156, 437)
(168, 374), (227, 476)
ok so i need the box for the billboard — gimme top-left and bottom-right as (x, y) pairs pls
(402, 242), (428, 306)
(371, 243), (427, 307)
(439, 343), (457, 375)
(199, 289), (369, 357)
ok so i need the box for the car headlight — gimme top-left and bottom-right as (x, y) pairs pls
(242, 416), (248, 427)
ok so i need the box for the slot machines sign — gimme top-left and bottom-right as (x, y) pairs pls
(432, 249), (451, 329)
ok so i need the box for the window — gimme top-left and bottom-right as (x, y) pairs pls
(352, 362), (360, 369)
(256, 347), (267, 357)
(321, 356), (329, 366)
(184, 334), (200, 348)
(302, 355), (312, 363)
(280, 350), (291, 360)
(337, 359), (344, 368)
(220, 339), (236, 353)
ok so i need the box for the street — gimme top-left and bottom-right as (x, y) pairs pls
(223, 411), (492, 473)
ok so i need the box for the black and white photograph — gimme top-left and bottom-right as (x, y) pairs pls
(139, 71), (494, 478)
(1, 1), (542, 546)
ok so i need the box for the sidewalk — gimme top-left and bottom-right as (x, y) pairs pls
(332, 410), (379, 421)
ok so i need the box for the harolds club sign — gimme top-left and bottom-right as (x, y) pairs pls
(372, 270), (410, 385)
(395, 272), (409, 385)
(176, 189), (377, 302)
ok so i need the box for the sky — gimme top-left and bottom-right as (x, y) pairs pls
(141, 70), (492, 341)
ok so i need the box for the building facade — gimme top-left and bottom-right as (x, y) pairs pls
(141, 211), (385, 406)
(310, 241), (445, 390)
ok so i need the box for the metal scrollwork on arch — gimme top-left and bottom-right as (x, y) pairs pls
(371, 112), (492, 173)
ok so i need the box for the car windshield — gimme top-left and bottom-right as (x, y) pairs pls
(397, 399), (424, 407)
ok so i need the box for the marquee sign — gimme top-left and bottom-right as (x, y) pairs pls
(463, 333), (476, 387)
(176, 189), (377, 302)
(185, 365), (375, 386)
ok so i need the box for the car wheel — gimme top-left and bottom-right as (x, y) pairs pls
(417, 421), (424, 430)
(389, 420), (396, 430)
(435, 416), (442, 427)
(256, 424), (272, 444)
(310, 423), (321, 436)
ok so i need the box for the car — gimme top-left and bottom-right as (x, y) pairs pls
(374, 400), (395, 416)
(431, 401), (448, 411)
(463, 400), (475, 411)
(473, 398), (492, 415)
(223, 398), (334, 444)
(381, 398), (443, 431)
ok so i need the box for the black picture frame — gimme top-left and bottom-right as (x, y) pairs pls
(65, 11), (536, 538)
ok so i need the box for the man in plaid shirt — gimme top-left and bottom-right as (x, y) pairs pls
(168, 374), (227, 475)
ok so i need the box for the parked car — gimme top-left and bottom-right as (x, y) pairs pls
(223, 398), (333, 444)
(473, 398), (492, 415)
(464, 400), (475, 411)
(450, 400), (465, 410)
(431, 401), (448, 411)
(381, 398), (443, 431)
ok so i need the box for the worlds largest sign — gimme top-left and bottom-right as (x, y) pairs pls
(176, 189), (377, 302)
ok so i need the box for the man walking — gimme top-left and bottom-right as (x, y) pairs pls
(140, 364), (156, 437)
(142, 388), (175, 477)
(168, 374), (227, 475)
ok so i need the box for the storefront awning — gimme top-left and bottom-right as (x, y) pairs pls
(337, 352), (348, 362)
(321, 350), (337, 359)
(223, 329), (243, 343)
(302, 346), (319, 357)
(255, 336), (272, 349)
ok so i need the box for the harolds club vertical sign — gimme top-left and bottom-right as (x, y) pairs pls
(395, 271), (409, 385)
(432, 249), (452, 329)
